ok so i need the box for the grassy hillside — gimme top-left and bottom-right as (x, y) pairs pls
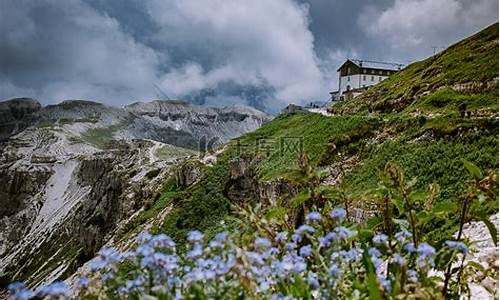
(117, 24), (498, 247)
(333, 23), (498, 115)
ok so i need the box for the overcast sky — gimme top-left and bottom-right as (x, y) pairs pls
(0, 0), (497, 113)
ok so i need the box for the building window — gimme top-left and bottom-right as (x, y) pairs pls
(363, 75), (366, 80)
(363, 69), (366, 74)
(387, 71), (390, 75)
(371, 76), (374, 81)
(379, 70), (382, 75)
(379, 76), (382, 81)
(347, 67), (351, 74)
(347, 76), (350, 81)
(371, 70), (375, 74)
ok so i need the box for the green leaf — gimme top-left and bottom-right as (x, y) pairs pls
(291, 191), (310, 208)
(366, 216), (382, 229)
(391, 197), (404, 214)
(359, 228), (376, 240)
(462, 159), (482, 180)
(265, 207), (287, 221)
(432, 201), (458, 215)
(316, 169), (330, 180)
(409, 190), (427, 203)
(416, 211), (429, 220)
(467, 261), (486, 273)
(480, 217), (498, 246)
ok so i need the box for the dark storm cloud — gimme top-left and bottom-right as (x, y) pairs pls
(0, 0), (160, 106)
(0, 0), (497, 113)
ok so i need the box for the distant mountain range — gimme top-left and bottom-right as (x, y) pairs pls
(0, 98), (270, 287)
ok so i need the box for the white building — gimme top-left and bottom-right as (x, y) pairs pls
(330, 59), (403, 101)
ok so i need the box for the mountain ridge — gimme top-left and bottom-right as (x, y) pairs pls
(0, 97), (270, 289)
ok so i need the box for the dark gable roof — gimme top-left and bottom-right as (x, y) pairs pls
(337, 59), (402, 72)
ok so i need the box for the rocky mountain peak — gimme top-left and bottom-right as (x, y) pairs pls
(0, 98), (42, 141)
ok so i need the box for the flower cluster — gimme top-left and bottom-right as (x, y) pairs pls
(7, 281), (70, 300)
(77, 208), (445, 299)
(8, 208), (475, 299)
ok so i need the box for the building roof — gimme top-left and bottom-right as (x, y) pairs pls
(337, 59), (403, 72)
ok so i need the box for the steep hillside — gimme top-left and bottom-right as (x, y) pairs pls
(332, 23), (498, 116)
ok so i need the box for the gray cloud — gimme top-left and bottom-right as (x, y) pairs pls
(0, 0), (160, 106)
(0, 0), (497, 113)
(360, 0), (499, 60)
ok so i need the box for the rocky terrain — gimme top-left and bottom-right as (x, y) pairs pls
(0, 98), (270, 288)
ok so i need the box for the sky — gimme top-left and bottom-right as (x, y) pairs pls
(0, 0), (498, 113)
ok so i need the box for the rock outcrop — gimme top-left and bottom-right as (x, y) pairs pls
(0, 98), (41, 141)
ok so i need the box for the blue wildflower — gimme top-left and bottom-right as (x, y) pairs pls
(246, 251), (265, 265)
(7, 282), (35, 300)
(299, 245), (313, 257)
(209, 232), (228, 249)
(329, 208), (346, 220)
(151, 234), (176, 248)
(333, 226), (352, 240)
(102, 271), (117, 283)
(329, 264), (342, 278)
(284, 242), (297, 251)
(339, 248), (362, 262)
(417, 243), (436, 257)
(407, 269), (418, 283)
(263, 247), (279, 259)
(136, 244), (154, 257)
(77, 276), (90, 288)
(292, 260), (307, 274)
(319, 232), (336, 247)
(8, 288), (34, 300)
(305, 211), (321, 222)
(445, 240), (468, 254)
(372, 233), (388, 245)
(291, 233), (302, 243)
(390, 254), (406, 267)
(308, 272), (320, 289)
(295, 224), (315, 235)
(255, 237), (272, 249)
(37, 282), (70, 298)
(187, 244), (204, 259)
(404, 243), (417, 253)
(187, 230), (204, 243)
(379, 277), (392, 293)
(275, 231), (288, 243)
(7, 282), (25, 292)
(136, 231), (152, 243)
(259, 279), (271, 292)
(368, 247), (381, 258)
(416, 243), (436, 269)
(395, 230), (411, 243)
(89, 257), (108, 271)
